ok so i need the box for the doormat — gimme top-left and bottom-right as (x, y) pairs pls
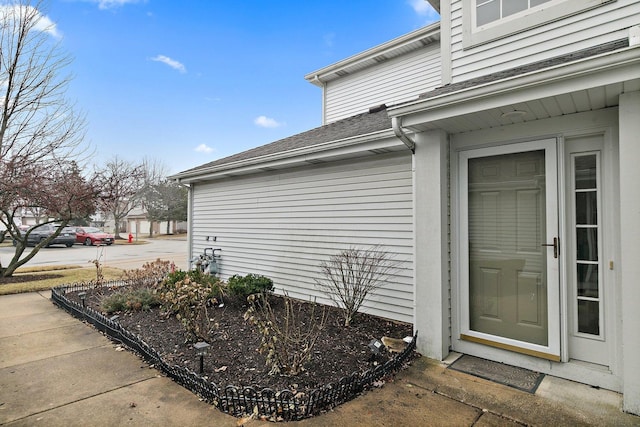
(448, 355), (545, 394)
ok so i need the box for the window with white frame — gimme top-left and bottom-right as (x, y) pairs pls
(476, 0), (553, 26)
(463, 0), (614, 48)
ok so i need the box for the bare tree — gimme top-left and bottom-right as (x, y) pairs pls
(140, 157), (168, 237)
(94, 156), (145, 239)
(314, 245), (399, 326)
(0, 1), (96, 277)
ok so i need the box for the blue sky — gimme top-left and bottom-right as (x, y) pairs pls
(44, 0), (439, 174)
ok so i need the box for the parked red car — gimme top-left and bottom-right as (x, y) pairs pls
(74, 227), (114, 246)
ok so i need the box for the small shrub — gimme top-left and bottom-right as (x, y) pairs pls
(244, 293), (326, 376)
(227, 273), (273, 298)
(101, 288), (160, 314)
(123, 259), (173, 288)
(157, 269), (223, 340)
(314, 245), (399, 326)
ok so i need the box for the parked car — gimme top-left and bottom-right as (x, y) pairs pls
(74, 227), (114, 246)
(26, 224), (76, 248)
(10, 225), (31, 246)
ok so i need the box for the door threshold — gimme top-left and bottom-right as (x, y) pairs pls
(568, 358), (611, 373)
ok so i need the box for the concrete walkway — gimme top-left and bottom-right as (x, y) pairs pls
(1, 292), (638, 427)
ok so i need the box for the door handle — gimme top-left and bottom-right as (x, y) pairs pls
(542, 237), (559, 258)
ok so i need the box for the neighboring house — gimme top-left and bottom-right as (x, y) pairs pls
(125, 205), (186, 237)
(172, 1), (640, 414)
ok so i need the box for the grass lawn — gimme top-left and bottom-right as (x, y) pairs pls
(0, 265), (124, 295)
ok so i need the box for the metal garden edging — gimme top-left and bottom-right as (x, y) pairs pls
(51, 281), (417, 421)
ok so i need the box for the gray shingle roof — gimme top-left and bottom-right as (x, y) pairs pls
(177, 106), (392, 175)
(418, 39), (629, 100)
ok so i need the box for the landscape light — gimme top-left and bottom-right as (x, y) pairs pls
(78, 292), (87, 308)
(194, 341), (211, 374)
(368, 338), (383, 355)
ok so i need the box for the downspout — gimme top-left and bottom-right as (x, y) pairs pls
(176, 178), (193, 269)
(392, 116), (416, 153)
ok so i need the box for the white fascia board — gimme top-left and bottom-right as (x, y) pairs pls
(389, 46), (640, 127)
(304, 23), (441, 87)
(173, 129), (401, 184)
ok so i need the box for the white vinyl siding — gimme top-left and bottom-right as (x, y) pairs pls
(324, 46), (441, 124)
(450, 0), (640, 82)
(190, 152), (414, 323)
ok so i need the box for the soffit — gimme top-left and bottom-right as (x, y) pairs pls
(403, 79), (640, 134)
(427, 0), (440, 14)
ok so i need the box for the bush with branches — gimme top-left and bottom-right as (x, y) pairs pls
(123, 258), (173, 288)
(314, 245), (399, 326)
(157, 269), (223, 341)
(101, 288), (160, 314)
(244, 293), (326, 376)
(98, 259), (173, 315)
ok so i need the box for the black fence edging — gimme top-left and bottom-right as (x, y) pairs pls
(51, 280), (417, 421)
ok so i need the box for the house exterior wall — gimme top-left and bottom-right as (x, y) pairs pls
(190, 151), (415, 323)
(324, 46), (441, 123)
(618, 90), (640, 414)
(447, 0), (640, 83)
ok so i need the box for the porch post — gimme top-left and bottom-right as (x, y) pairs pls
(414, 129), (449, 359)
(619, 90), (640, 415)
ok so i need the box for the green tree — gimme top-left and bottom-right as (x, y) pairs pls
(144, 180), (187, 235)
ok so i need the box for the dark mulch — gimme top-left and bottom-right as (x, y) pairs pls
(68, 287), (414, 394)
(0, 273), (62, 284)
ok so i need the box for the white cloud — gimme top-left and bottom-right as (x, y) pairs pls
(0, 5), (61, 38)
(323, 32), (335, 48)
(194, 144), (214, 153)
(254, 115), (283, 128)
(408, 0), (440, 21)
(150, 55), (187, 73)
(92, 0), (145, 10)
(34, 12), (61, 38)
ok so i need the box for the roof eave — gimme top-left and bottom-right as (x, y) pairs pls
(171, 128), (400, 184)
(304, 23), (440, 87)
(388, 45), (640, 126)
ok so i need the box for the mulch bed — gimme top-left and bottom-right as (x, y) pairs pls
(0, 273), (62, 284)
(67, 287), (414, 394)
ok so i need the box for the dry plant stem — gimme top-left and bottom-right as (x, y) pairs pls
(122, 259), (172, 288)
(91, 259), (104, 286)
(245, 293), (327, 376)
(315, 245), (399, 326)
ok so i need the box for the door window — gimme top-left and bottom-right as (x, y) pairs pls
(572, 153), (602, 336)
(468, 150), (548, 345)
(459, 139), (560, 360)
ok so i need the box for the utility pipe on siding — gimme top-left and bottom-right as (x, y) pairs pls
(392, 116), (416, 153)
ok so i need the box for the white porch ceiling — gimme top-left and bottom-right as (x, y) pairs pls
(405, 79), (640, 134)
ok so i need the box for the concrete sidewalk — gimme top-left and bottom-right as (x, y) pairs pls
(1, 291), (638, 426)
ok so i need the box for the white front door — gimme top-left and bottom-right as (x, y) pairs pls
(459, 139), (561, 360)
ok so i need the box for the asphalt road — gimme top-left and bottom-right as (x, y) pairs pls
(0, 238), (190, 271)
